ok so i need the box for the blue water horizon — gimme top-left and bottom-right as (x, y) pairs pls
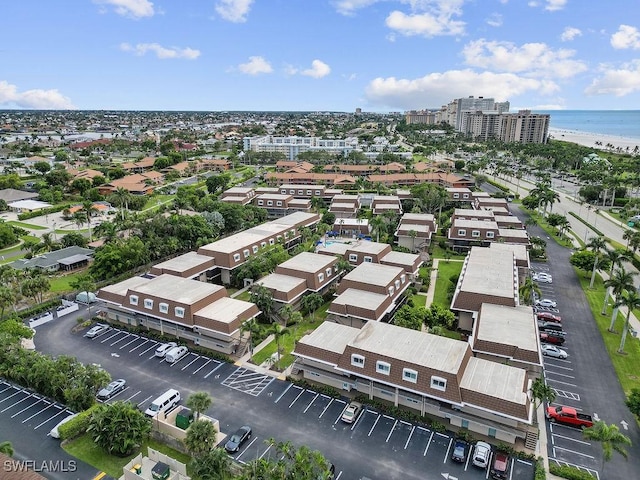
(532, 110), (640, 141)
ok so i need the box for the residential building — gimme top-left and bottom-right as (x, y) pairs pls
(0, 188), (38, 203)
(366, 172), (474, 188)
(278, 184), (342, 200)
(254, 193), (311, 218)
(293, 321), (534, 444)
(121, 157), (156, 173)
(244, 135), (358, 160)
(371, 195), (403, 216)
(332, 218), (370, 238)
(265, 172), (357, 186)
(329, 195), (361, 219)
(97, 274), (259, 354)
(10, 246), (94, 272)
(275, 160), (314, 172)
(448, 209), (527, 251)
(395, 213), (437, 251)
(220, 187), (256, 205)
(446, 187), (473, 202)
(149, 251), (217, 281)
(499, 110), (550, 144)
(474, 196), (510, 212)
(404, 110), (437, 125)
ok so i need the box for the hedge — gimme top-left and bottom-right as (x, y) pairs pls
(17, 204), (71, 221)
(549, 463), (596, 480)
(16, 298), (62, 320)
(58, 404), (100, 440)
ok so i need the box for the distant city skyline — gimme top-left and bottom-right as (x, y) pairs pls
(1, 0), (639, 112)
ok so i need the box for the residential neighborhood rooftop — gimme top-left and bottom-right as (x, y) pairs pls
(297, 321), (360, 354)
(341, 262), (403, 287)
(460, 357), (528, 407)
(130, 274), (225, 304)
(476, 304), (539, 353)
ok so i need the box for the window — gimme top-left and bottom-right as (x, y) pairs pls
(401, 274), (406, 284)
(471, 230), (480, 238)
(376, 361), (391, 375)
(463, 193), (469, 199)
(488, 428), (497, 438)
(326, 267), (332, 277)
(243, 249), (250, 258)
(290, 229), (295, 236)
(364, 256), (373, 263)
(315, 190), (321, 196)
(431, 376), (447, 391)
(349, 254), (358, 262)
(298, 190), (303, 195)
(276, 201), (282, 206)
(267, 200), (273, 206)
(261, 241), (267, 248)
(280, 189), (286, 194)
(284, 231), (289, 239)
(395, 280), (401, 290)
(318, 272), (325, 283)
(351, 354), (365, 368)
(306, 190), (311, 195)
(269, 239), (275, 245)
(453, 193), (459, 199)
(277, 235), (282, 242)
(388, 286), (395, 296)
(403, 368), (418, 383)
(143, 298), (153, 309)
(257, 200), (264, 206)
(159, 303), (169, 314)
(289, 189), (295, 194)
(252, 245), (259, 254)
(486, 231), (495, 239)
(233, 253), (241, 262)
(175, 307), (185, 318)
(457, 229), (466, 236)
(462, 419), (469, 429)
(129, 295), (138, 306)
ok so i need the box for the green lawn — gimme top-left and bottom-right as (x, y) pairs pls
(63, 434), (191, 478)
(9, 221), (48, 230)
(251, 303), (330, 368)
(430, 242), (466, 260)
(49, 272), (82, 293)
(143, 194), (175, 210)
(432, 260), (463, 308)
(576, 270), (640, 395)
(410, 294), (427, 308)
(234, 291), (251, 301)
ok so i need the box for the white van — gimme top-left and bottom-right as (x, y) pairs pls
(144, 389), (181, 417)
(165, 346), (188, 364)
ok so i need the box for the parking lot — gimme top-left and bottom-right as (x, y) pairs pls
(531, 262), (601, 479)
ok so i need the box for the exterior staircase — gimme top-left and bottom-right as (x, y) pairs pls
(524, 428), (539, 451)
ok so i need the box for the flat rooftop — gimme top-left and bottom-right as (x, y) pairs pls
(458, 247), (516, 298)
(498, 229), (529, 238)
(401, 213), (435, 222)
(99, 275), (151, 298)
(380, 250), (420, 266)
(195, 297), (256, 324)
(348, 241), (390, 255)
(257, 273), (306, 292)
(152, 252), (214, 272)
(199, 223), (291, 254)
(476, 304), (538, 352)
(460, 357), (527, 405)
(278, 252), (335, 273)
(397, 223), (430, 234)
(452, 219), (498, 229)
(129, 274), (225, 304)
(297, 321), (359, 354)
(330, 288), (389, 313)
(316, 242), (349, 255)
(454, 208), (494, 218)
(342, 262), (403, 287)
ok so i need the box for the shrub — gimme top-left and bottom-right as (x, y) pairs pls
(535, 457), (546, 480)
(58, 404), (100, 440)
(549, 463), (596, 480)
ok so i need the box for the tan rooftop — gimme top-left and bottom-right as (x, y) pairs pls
(130, 274), (225, 304)
(460, 357), (528, 405)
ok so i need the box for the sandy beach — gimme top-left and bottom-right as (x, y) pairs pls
(549, 128), (640, 153)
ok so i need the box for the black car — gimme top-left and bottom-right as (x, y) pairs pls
(538, 321), (564, 334)
(451, 439), (468, 463)
(224, 425), (252, 453)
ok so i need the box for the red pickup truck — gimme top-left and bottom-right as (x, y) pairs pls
(546, 406), (594, 429)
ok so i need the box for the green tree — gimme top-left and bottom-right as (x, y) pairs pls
(20, 274), (49, 304)
(205, 174), (231, 195)
(393, 305), (424, 331)
(184, 419), (218, 459)
(0, 286), (15, 320)
(0, 441), (14, 456)
(250, 284), (275, 322)
(605, 268), (636, 331)
(625, 388), (640, 418)
(530, 377), (556, 413)
(33, 161), (51, 175)
(186, 392), (213, 421)
(88, 401), (151, 456)
(615, 289), (640, 353)
(601, 249), (630, 314)
(240, 318), (262, 358)
(189, 448), (232, 480)
(587, 236), (608, 288)
(269, 323), (290, 370)
(519, 277), (541, 306)
(70, 273), (96, 318)
(112, 187), (133, 221)
(300, 293), (324, 321)
(582, 421), (632, 474)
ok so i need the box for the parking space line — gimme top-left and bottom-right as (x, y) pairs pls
(551, 401), (582, 411)
(546, 378), (577, 387)
(275, 384), (294, 403)
(140, 343), (157, 357)
(552, 446), (595, 459)
(130, 339), (150, 352)
(136, 395), (153, 408)
(22, 402), (55, 423)
(350, 408), (366, 431)
(303, 393), (319, 413)
(423, 431), (434, 456)
(236, 437), (258, 461)
(259, 444), (272, 459)
(334, 404), (347, 425)
(367, 413), (381, 436)
(100, 330), (120, 343)
(11, 396), (45, 418)
(404, 426), (415, 449)
(203, 362), (224, 379)
(192, 359), (212, 375)
(110, 332), (130, 346)
(1, 393), (32, 412)
(0, 385), (12, 394)
(288, 388), (306, 408)
(552, 433), (591, 446)
(123, 390), (142, 402)
(550, 459), (599, 480)
(35, 408), (68, 430)
(319, 398), (338, 418)
(119, 335), (140, 349)
(385, 419), (398, 443)
(169, 355), (190, 367)
(545, 363), (573, 371)
(546, 370), (575, 379)
(181, 355), (201, 371)
(444, 437), (453, 463)
(553, 389), (581, 401)
(0, 388), (26, 405)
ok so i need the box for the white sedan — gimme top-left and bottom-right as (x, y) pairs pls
(535, 298), (557, 308)
(533, 272), (553, 283)
(542, 344), (568, 359)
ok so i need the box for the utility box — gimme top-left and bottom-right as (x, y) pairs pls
(151, 462), (170, 480)
(175, 407), (194, 430)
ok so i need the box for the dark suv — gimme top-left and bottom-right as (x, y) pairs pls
(451, 439), (468, 463)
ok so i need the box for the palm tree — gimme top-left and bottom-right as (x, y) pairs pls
(615, 289), (640, 353)
(269, 323), (290, 370)
(113, 187), (132, 221)
(519, 277), (541, 306)
(189, 448), (231, 480)
(606, 268), (637, 332)
(186, 392), (213, 421)
(80, 200), (99, 242)
(582, 421), (631, 475)
(587, 236), (607, 288)
(369, 215), (386, 243)
(240, 318), (262, 358)
(601, 250), (630, 315)
(70, 273), (96, 318)
(184, 419), (218, 459)
(622, 229), (635, 250)
(0, 441), (14, 456)
(529, 377), (556, 414)
(408, 229), (418, 252)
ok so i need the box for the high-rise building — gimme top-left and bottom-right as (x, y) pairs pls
(404, 110), (436, 125)
(499, 110), (550, 144)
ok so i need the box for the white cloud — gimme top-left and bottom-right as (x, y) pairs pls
(237, 56), (273, 75)
(94, 0), (154, 18)
(585, 60), (640, 96)
(0, 81), (75, 109)
(215, 0), (254, 23)
(462, 39), (587, 78)
(560, 27), (581, 42)
(486, 13), (503, 28)
(301, 60), (331, 79)
(333, 0), (381, 16)
(385, 0), (466, 38)
(120, 43), (200, 60)
(544, 0), (567, 11)
(611, 25), (640, 50)
(364, 70), (558, 110)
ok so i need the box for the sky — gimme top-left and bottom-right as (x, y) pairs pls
(1, 0), (640, 112)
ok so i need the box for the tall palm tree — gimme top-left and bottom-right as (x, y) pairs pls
(529, 377), (556, 414)
(615, 289), (640, 353)
(369, 215), (386, 243)
(80, 201), (99, 242)
(606, 268), (637, 332)
(113, 187), (132, 221)
(186, 392), (213, 421)
(587, 236), (607, 288)
(601, 250), (630, 315)
(269, 323), (290, 370)
(582, 421), (631, 475)
(519, 277), (541, 306)
(240, 318), (262, 358)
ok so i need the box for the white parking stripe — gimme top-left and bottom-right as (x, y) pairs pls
(35, 408), (68, 430)
(546, 378), (577, 387)
(553, 446), (595, 459)
(140, 343), (158, 357)
(100, 330), (120, 343)
(367, 413), (381, 436)
(552, 433), (591, 446)
(181, 356), (201, 371)
(385, 419), (398, 443)
(0, 388), (26, 405)
(11, 396), (45, 418)
(288, 388), (306, 408)
(0, 385), (13, 394)
(404, 426), (415, 449)
(546, 370), (575, 379)
(136, 395), (153, 408)
(423, 431), (434, 456)
(119, 336), (140, 349)
(259, 444), (272, 459)
(275, 384), (294, 403)
(192, 359), (212, 375)
(22, 402), (56, 423)
(123, 390), (142, 402)
(110, 332), (130, 346)
(444, 437), (453, 463)
(203, 362), (224, 379)
(1, 393), (32, 412)
(236, 436), (258, 461)
(130, 339), (150, 352)
(319, 398), (335, 419)
(303, 393), (319, 413)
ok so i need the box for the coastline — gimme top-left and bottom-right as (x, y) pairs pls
(549, 127), (640, 152)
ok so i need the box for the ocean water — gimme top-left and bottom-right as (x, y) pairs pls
(533, 110), (640, 141)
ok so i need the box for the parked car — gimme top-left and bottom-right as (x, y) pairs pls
(546, 405), (594, 429)
(165, 345), (188, 363)
(96, 379), (127, 400)
(155, 342), (177, 358)
(541, 344), (568, 359)
(535, 298), (557, 308)
(472, 441), (492, 469)
(536, 312), (562, 323)
(490, 452), (510, 479)
(533, 272), (553, 283)
(84, 323), (109, 338)
(540, 332), (566, 345)
(451, 439), (469, 463)
(224, 425), (252, 452)
(538, 321), (564, 334)
(341, 401), (363, 424)
(49, 413), (79, 439)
